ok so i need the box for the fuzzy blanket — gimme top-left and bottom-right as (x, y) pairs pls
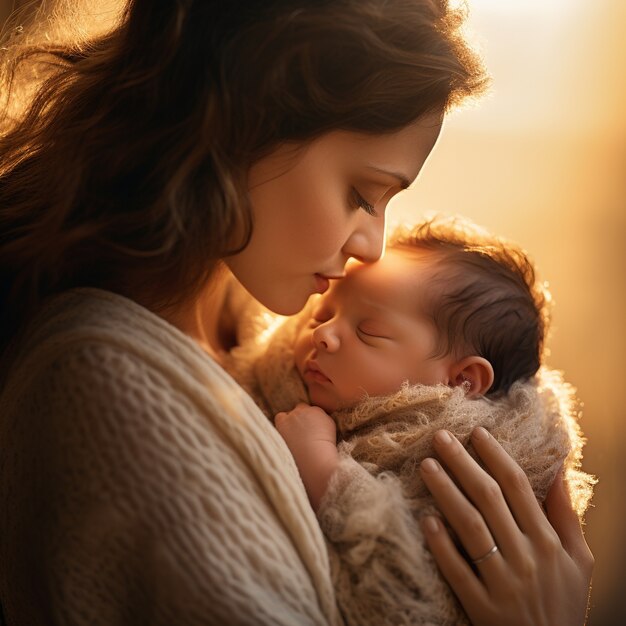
(225, 294), (595, 626)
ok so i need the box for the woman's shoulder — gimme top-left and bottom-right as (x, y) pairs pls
(0, 291), (337, 626)
(13, 287), (206, 361)
(1, 290), (205, 447)
(1, 287), (277, 456)
(5, 287), (225, 391)
(1, 287), (308, 511)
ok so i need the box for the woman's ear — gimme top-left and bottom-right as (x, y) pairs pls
(449, 356), (494, 397)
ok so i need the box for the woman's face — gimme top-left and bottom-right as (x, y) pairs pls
(225, 113), (443, 315)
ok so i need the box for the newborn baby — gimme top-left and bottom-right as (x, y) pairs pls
(225, 217), (594, 626)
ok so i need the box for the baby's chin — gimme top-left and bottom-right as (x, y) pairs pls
(306, 385), (350, 414)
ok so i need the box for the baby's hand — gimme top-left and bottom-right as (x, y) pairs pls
(275, 403), (339, 511)
(274, 402), (337, 450)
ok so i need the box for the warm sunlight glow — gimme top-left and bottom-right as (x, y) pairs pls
(392, 2), (626, 623)
(448, 0), (626, 136)
(470, 0), (578, 14)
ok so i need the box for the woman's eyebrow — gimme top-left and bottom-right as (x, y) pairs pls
(365, 166), (410, 189)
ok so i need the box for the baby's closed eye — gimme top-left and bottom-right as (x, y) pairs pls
(357, 326), (392, 342)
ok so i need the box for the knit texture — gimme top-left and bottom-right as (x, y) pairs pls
(0, 288), (342, 626)
(226, 303), (596, 626)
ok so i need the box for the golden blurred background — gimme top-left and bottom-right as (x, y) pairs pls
(391, 2), (626, 624)
(1, 0), (624, 624)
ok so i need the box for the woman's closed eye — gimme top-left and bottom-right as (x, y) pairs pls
(349, 188), (378, 217)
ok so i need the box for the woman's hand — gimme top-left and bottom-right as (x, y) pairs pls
(419, 427), (594, 626)
(275, 403), (339, 511)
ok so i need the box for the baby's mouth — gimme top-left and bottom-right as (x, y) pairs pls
(303, 360), (331, 384)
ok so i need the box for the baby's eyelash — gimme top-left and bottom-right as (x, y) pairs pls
(357, 328), (384, 340)
(357, 327), (391, 341)
(350, 188), (378, 217)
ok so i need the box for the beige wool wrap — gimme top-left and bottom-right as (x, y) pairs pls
(226, 298), (596, 626)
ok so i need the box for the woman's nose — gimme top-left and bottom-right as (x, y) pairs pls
(313, 322), (340, 352)
(342, 212), (386, 263)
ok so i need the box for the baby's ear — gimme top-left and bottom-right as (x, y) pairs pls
(450, 356), (494, 398)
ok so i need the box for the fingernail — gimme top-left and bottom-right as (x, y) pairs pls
(472, 427), (489, 440)
(422, 516), (440, 534)
(421, 458), (440, 473)
(435, 430), (452, 445)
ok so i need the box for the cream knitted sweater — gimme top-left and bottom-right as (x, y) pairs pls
(0, 288), (342, 626)
(225, 304), (596, 626)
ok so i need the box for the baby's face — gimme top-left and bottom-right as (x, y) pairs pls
(294, 247), (455, 412)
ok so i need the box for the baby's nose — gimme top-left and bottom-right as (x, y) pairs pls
(313, 323), (340, 352)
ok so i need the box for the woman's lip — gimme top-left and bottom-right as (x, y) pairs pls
(319, 272), (346, 279)
(314, 274), (330, 294)
(314, 272), (345, 294)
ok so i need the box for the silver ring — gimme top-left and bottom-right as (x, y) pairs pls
(470, 544), (499, 565)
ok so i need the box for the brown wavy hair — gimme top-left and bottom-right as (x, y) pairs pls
(0, 0), (488, 355)
(389, 216), (551, 394)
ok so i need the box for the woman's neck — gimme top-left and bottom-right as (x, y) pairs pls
(156, 266), (235, 362)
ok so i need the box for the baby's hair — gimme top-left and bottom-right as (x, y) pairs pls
(389, 217), (551, 395)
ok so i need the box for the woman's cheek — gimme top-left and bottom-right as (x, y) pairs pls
(303, 215), (349, 259)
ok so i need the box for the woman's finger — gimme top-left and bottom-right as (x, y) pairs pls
(469, 429), (590, 559)
(420, 457), (510, 589)
(420, 515), (488, 613)
(464, 427), (550, 538)
(545, 468), (594, 569)
(428, 430), (526, 558)
(424, 430), (594, 626)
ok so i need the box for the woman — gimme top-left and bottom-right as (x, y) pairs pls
(0, 1), (593, 625)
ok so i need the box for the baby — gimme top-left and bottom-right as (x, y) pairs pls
(225, 216), (594, 626)
(280, 218), (545, 509)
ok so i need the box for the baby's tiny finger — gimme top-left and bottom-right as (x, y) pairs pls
(274, 411), (288, 427)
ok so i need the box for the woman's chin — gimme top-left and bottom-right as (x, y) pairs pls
(258, 290), (314, 317)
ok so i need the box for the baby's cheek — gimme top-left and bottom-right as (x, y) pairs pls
(358, 368), (403, 397)
(307, 386), (339, 413)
